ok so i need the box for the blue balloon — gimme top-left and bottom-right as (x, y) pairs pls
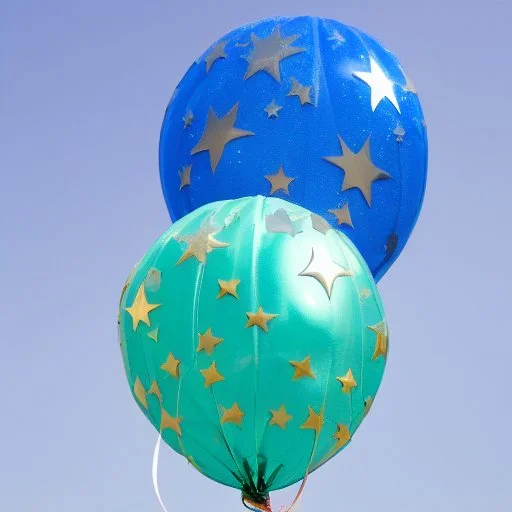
(159, 16), (427, 281)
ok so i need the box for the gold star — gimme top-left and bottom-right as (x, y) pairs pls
(197, 328), (223, 355)
(244, 26), (304, 82)
(264, 165), (295, 195)
(364, 396), (374, 417)
(217, 279), (240, 299)
(369, 322), (388, 360)
(148, 380), (162, 401)
(270, 405), (292, 429)
(289, 355), (315, 380)
(160, 408), (182, 436)
(264, 99), (282, 118)
(133, 377), (148, 409)
(179, 165), (192, 190)
(191, 103), (254, 172)
(353, 56), (401, 113)
(288, 77), (313, 105)
(147, 328), (159, 342)
(205, 41), (227, 72)
(299, 247), (352, 299)
(323, 135), (390, 207)
(333, 424), (351, 450)
(161, 353), (180, 378)
(337, 369), (357, 393)
(177, 219), (229, 265)
(245, 306), (278, 332)
(125, 284), (161, 331)
(221, 402), (244, 425)
(182, 110), (194, 128)
(200, 362), (225, 388)
(329, 204), (353, 227)
(301, 406), (324, 433)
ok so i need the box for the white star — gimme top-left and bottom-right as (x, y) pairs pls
(353, 56), (401, 113)
(299, 247), (352, 299)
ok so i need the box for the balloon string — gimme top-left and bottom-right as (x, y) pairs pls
(152, 433), (170, 512)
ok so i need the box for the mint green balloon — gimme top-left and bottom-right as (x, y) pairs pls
(119, 196), (387, 503)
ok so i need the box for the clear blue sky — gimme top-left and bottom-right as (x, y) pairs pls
(2, 1), (511, 511)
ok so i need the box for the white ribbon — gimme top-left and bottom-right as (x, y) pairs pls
(152, 433), (169, 512)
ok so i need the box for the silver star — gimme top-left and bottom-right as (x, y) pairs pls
(299, 247), (353, 299)
(399, 64), (417, 94)
(323, 135), (391, 207)
(393, 123), (406, 142)
(311, 213), (331, 235)
(265, 209), (302, 237)
(176, 218), (229, 265)
(205, 41), (227, 73)
(328, 29), (345, 48)
(145, 268), (162, 292)
(191, 103), (254, 172)
(244, 26), (304, 82)
(182, 110), (194, 129)
(353, 56), (401, 113)
(264, 99), (282, 118)
(288, 78), (313, 106)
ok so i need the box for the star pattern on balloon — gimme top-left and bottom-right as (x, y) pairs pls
(310, 213), (331, 235)
(264, 165), (295, 195)
(221, 403), (244, 425)
(333, 424), (351, 450)
(205, 41), (227, 72)
(201, 362), (225, 388)
(328, 29), (346, 48)
(160, 408), (182, 436)
(182, 110), (194, 129)
(191, 103), (254, 172)
(269, 405), (292, 429)
(265, 208), (302, 237)
(368, 322), (388, 359)
(353, 56), (401, 113)
(394, 123), (405, 143)
(264, 100), (282, 118)
(161, 353), (181, 378)
(299, 247), (352, 299)
(179, 165), (192, 190)
(288, 78), (313, 106)
(243, 26), (304, 81)
(364, 396), (374, 416)
(323, 135), (391, 207)
(329, 204), (353, 227)
(147, 328), (159, 342)
(176, 219), (230, 265)
(301, 406), (324, 433)
(217, 279), (240, 299)
(134, 377), (148, 409)
(245, 306), (278, 332)
(148, 380), (162, 401)
(145, 268), (161, 292)
(289, 355), (315, 380)
(125, 284), (161, 330)
(337, 368), (357, 393)
(197, 328), (224, 355)
(398, 64), (417, 94)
